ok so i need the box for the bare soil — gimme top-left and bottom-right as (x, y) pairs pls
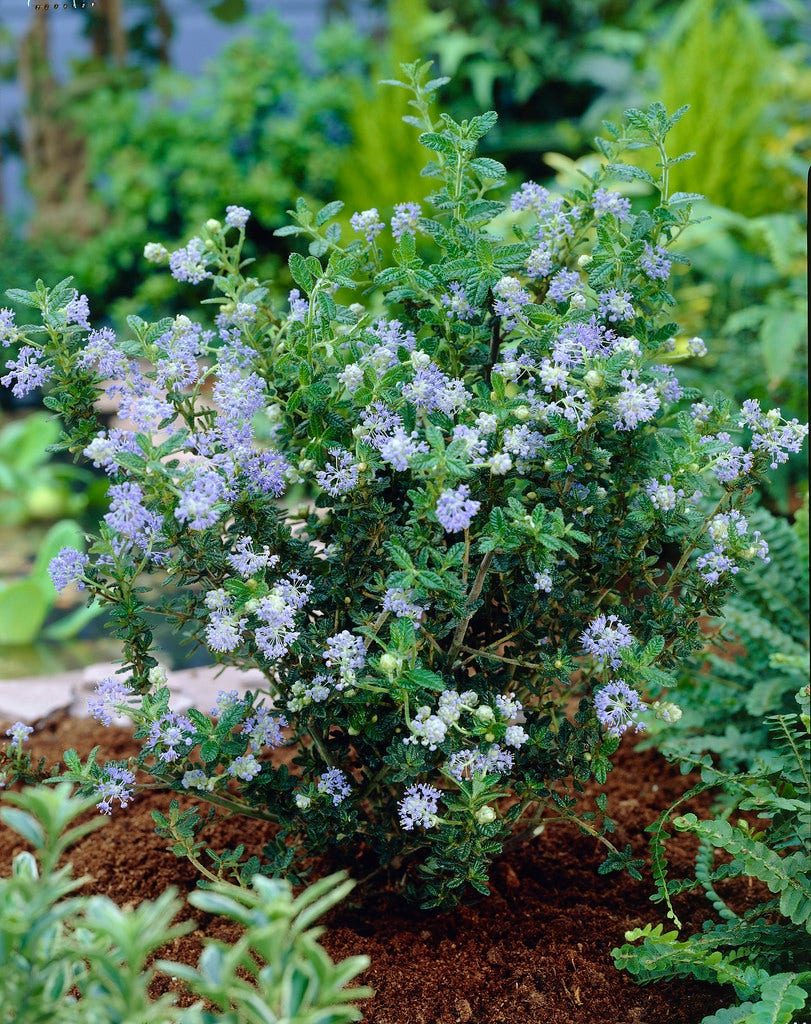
(0, 716), (740, 1024)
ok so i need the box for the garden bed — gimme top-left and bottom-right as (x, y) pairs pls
(0, 714), (740, 1023)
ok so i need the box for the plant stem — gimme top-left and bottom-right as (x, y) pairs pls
(447, 551), (493, 667)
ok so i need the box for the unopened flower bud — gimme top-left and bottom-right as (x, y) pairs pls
(514, 405), (530, 421)
(148, 666), (167, 687)
(570, 292), (587, 309)
(379, 653), (401, 677)
(584, 369), (603, 388)
(475, 805), (497, 825)
(143, 242), (169, 264)
(294, 793), (311, 810)
(298, 458), (315, 473)
(205, 219), (222, 233)
(475, 705), (495, 723)
(654, 701), (683, 724)
(577, 254), (593, 268)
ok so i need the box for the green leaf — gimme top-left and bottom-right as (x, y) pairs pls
(760, 306), (805, 387)
(289, 253), (315, 294)
(0, 412), (60, 472)
(316, 201), (344, 227)
(405, 667), (447, 693)
(0, 578), (52, 644)
(42, 599), (104, 641)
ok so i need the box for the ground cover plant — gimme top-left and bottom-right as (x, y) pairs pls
(1, 67), (807, 912)
(0, 783), (371, 1023)
(613, 684), (811, 1024)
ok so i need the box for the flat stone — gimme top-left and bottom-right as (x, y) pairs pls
(0, 673), (80, 723)
(2, 663), (271, 725)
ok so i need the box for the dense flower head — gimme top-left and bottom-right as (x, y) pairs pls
(594, 680), (647, 738)
(646, 475), (684, 511)
(78, 327), (129, 381)
(391, 202), (422, 241)
(441, 281), (474, 320)
(229, 753), (261, 781)
(640, 241), (672, 280)
(175, 468), (225, 530)
(435, 484), (480, 533)
(5, 722), (33, 750)
(548, 269), (582, 303)
(105, 482), (163, 550)
(243, 706), (287, 751)
(318, 767), (351, 805)
(169, 237), (212, 284)
(696, 510), (770, 584)
(614, 371), (660, 431)
(493, 275), (531, 330)
(598, 289), (635, 323)
(323, 630), (366, 688)
(287, 288), (309, 323)
(592, 187), (631, 220)
(96, 763), (136, 814)
(225, 205), (251, 229)
(65, 291), (91, 329)
(147, 711), (195, 763)
(316, 448), (362, 496)
(447, 745), (513, 781)
(228, 536), (278, 577)
(398, 782), (441, 830)
(350, 208), (385, 244)
(525, 244), (553, 279)
(383, 586), (427, 621)
(0, 307), (18, 347)
(1, 345), (53, 397)
(401, 360), (470, 415)
(49, 547), (89, 592)
(582, 614), (634, 670)
(88, 675), (134, 727)
(407, 706), (448, 749)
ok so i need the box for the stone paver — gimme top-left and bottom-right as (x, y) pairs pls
(0, 662), (269, 725)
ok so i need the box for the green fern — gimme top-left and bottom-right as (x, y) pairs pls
(653, 503), (809, 769)
(613, 691), (811, 1024)
(634, 0), (805, 217)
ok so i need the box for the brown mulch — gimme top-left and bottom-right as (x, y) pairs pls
(0, 716), (740, 1024)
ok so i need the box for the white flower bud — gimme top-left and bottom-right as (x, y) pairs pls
(148, 666), (167, 687)
(475, 805), (497, 824)
(205, 219), (222, 233)
(143, 242), (169, 264)
(475, 705), (495, 723)
(379, 653), (401, 677)
(584, 369), (603, 388)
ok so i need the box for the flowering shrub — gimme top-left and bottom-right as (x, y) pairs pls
(1, 64), (807, 906)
